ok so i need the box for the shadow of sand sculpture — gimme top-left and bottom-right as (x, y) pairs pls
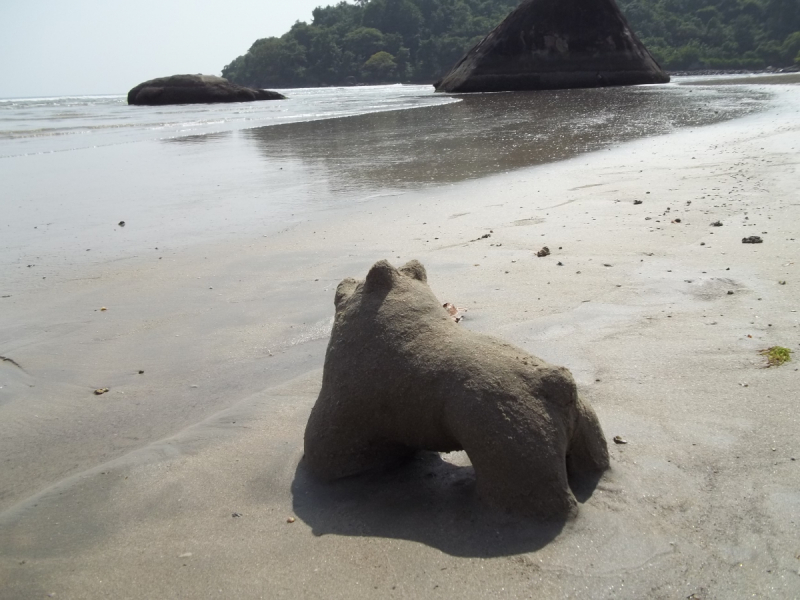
(291, 450), (603, 558)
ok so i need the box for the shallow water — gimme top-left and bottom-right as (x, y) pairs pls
(0, 85), (457, 158)
(246, 84), (768, 193)
(0, 82), (771, 286)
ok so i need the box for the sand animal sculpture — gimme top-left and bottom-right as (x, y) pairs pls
(303, 260), (610, 519)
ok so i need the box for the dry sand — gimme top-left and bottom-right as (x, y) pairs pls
(1, 81), (799, 598)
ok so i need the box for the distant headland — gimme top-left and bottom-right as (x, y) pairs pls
(221, 0), (800, 89)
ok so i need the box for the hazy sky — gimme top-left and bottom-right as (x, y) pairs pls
(0, 0), (331, 98)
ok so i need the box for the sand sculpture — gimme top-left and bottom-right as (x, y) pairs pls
(435, 0), (669, 93)
(127, 74), (285, 106)
(303, 260), (610, 519)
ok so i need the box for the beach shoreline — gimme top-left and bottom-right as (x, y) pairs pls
(1, 80), (800, 598)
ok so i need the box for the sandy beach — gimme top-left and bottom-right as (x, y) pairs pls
(1, 78), (799, 598)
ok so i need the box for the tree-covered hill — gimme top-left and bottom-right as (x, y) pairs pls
(222, 0), (800, 88)
(625, 0), (800, 69)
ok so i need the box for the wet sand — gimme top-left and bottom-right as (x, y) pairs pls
(1, 81), (800, 598)
(684, 72), (800, 86)
(0, 82), (768, 512)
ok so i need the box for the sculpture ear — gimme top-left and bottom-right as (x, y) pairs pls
(363, 260), (397, 292)
(334, 278), (358, 309)
(399, 260), (427, 283)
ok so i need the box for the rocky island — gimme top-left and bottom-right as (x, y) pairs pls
(436, 0), (669, 93)
(127, 74), (286, 105)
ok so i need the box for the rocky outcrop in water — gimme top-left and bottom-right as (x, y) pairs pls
(435, 0), (669, 93)
(303, 259), (610, 519)
(127, 75), (286, 105)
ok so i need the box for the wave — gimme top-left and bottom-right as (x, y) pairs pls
(0, 85), (456, 158)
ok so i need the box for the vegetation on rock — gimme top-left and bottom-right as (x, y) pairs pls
(222, 0), (800, 88)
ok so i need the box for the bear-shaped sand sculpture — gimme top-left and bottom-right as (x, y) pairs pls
(303, 260), (610, 519)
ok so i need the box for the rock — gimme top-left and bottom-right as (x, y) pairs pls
(711, 220), (723, 227)
(537, 246), (551, 257)
(127, 74), (286, 106)
(435, 0), (669, 93)
(303, 260), (610, 519)
(742, 236), (763, 244)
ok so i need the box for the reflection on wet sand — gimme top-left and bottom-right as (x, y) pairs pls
(244, 85), (768, 194)
(161, 130), (232, 145)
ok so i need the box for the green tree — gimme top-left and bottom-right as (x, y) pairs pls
(307, 30), (344, 84)
(223, 0), (800, 88)
(343, 27), (386, 61)
(363, 0), (424, 42)
(781, 31), (800, 62)
(362, 51), (398, 81)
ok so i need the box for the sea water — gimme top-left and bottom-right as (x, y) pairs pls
(0, 85), (457, 158)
